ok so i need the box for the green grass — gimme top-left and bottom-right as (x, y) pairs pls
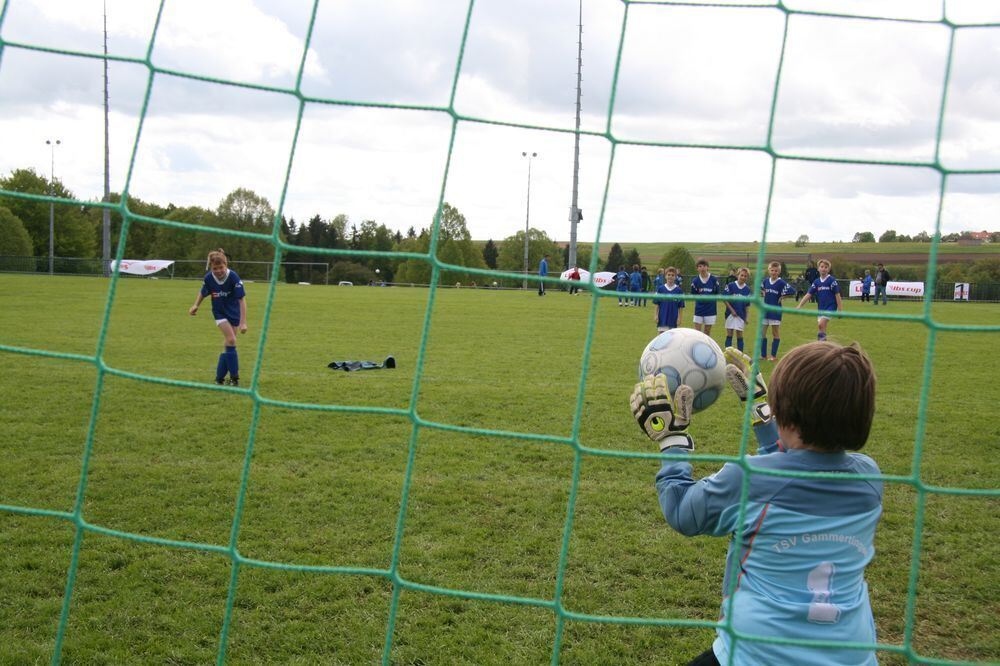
(1, 274), (998, 664)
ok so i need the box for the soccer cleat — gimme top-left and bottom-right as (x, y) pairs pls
(227, 377), (240, 387)
(768, 356), (777, 361)
(215, 378), (226, 386)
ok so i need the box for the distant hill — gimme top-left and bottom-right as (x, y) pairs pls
(473, 240), (997, 267)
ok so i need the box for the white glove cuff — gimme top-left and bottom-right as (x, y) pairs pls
(752, 403), (772, 425)
(659, 433), (694, 452)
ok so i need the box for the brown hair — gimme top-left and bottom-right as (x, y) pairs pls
(818, 258), (831, 269)
(768, 341), (876, 451)
(207, 248), (228, 268)
(768, 261), (781, 269)
(665, 266), (677, 275)
(696, 257), (709, 267)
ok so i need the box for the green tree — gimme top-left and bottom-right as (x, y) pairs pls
(878, 229), (897, 243)
(795, 234), (809, 247)
(149, 205), (219, 277)
(625, 248), (641, 269)
(969, 257), (1000, 283)
(852, 231), (876, 243)
(87, 193), (168, 259)
(395, 203), (485, 284)
(604, 243), (624, 272)
(201, 188), (279, 268)
(496, 228), (562, 286)
(562, 243), (593, 271)
(0, 206), (32, 256)
(482, 238), (498, 269)
(658, 245), (696, 275)
(0, 168), (96, 259)
(330, 261), (376, 285)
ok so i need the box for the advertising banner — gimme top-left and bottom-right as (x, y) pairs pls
(849, 281), (924, 297)
(111, 259), (174, 276)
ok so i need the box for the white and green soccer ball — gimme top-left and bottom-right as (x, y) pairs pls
(638, 328), (726, 412)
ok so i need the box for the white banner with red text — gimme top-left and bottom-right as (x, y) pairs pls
(849, 280), (924, 297)
(110, 259), (174, 276)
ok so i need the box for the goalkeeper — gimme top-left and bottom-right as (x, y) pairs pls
(630, 342), (883, 666)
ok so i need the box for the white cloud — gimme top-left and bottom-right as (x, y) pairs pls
(2, 0), (998, 244)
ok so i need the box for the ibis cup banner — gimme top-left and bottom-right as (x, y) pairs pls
(849, 280), (924, 297)
(111, 259), (174, 276)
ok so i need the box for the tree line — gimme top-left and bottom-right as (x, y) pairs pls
(852, 229), (1000, 243)
(1, 167), (997, 285)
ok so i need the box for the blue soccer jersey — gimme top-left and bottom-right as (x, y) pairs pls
(630, 270), (642, 291)
(690, 274), (720, 317)
(656, 424), (882, 666)
(656, 284), (684, 328)
(761, 277), (788, 321)
(809, 275), (841, 312)
(724, 281), (751, 320)
(200, 269), (245, 323)
(616, 270), (629, 291)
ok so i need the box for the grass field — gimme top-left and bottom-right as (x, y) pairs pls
(1, 274), (998, 664)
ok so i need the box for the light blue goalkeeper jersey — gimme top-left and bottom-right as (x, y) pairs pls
(656, 421), (882, 665)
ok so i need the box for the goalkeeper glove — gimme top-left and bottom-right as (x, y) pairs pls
(724, 347), (772, 425)
(630, 374), (694, 451)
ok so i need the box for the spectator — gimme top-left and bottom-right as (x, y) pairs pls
(873, 263), (891, 305)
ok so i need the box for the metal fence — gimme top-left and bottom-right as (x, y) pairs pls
(1, 256), (998, 301)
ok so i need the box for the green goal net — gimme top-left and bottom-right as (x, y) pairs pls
(1, 1), (998, 664)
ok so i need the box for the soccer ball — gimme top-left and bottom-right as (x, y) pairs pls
(638, 328), (726, 412)
(375, 268), (381, 274)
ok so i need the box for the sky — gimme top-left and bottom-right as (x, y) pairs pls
(1, 0), (1000, 245)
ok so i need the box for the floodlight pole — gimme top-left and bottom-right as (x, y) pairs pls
(567, 0), (583, 271)
(522, 151), (537, 290)
(46, 138), (61, 275)
(102, 0), (112, 277)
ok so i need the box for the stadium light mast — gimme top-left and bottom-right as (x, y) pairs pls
(522, 151), (537, 291)
(102, 0), (112, 277)
(567, 0), (583, 272)
(46, 138), (61, 276)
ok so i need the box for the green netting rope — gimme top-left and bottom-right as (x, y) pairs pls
(1, 1), (999, 664)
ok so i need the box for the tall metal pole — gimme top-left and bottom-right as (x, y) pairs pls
(567, 0), (584, 271)
(46, 139), (61, 275)
(521, 151), (536, 290)
(102, 0), (112, 277)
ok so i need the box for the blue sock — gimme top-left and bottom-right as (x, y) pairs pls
(818, 331), (827, 341)
(771, 338), (780, 357)
(761, 338), (768, 358)
(216, 353), (228, 382)
(725, 335), (733, 348)
(225, 346), (239, 379)
(737, 337), (744, 352)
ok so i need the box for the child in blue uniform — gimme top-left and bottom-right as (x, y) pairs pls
(759, 261), (788, 361)
(616, 268), (630, 306)
(189, 249), (247, 386)
(655, 266), (685, 332)
(690, 258), (720, 337)
(723, 267), (751, 352)
(629, 264), (643, 306)
(630, 341), (882, 666)
(797, 258), (842, 341)
(861, 269), (873, 303)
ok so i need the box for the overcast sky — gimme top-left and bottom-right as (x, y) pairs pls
(1, 0), (999, 245)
